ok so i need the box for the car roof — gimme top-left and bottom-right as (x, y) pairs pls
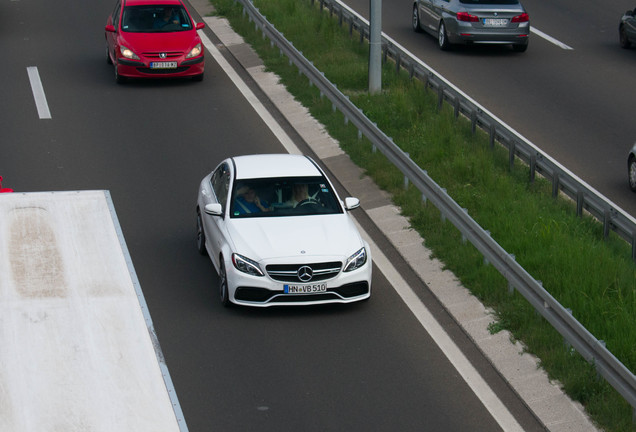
(123, 0), (184, 6)
(232, 154), (323, 179)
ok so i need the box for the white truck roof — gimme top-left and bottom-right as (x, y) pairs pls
(0, 190), (186, 432)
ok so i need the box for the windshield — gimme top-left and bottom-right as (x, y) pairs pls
(230, 176), (343, 218)
(121, 5), (192, 32)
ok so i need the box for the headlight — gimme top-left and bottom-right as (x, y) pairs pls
(119, 45), (139, 60)
(232, 253), (264, 277)
(343, 247), (367, 272)
(186, 43), (202, 58)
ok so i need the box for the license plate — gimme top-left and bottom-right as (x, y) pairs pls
(150, 61), (177, 69)
(284, 283), (327, 294)
(483, 18), (508, 27)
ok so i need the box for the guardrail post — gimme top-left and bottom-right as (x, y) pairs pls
(471, 110), (477, 134)
(509, 141), (516, 171)
(552, 173), (560, 198)
(529, 154), (536, 183)
(460, 208), (469, 244)
(507, 254), (516, 295)
(563, 308), (573, 350)
(595, 340), (607, 380)
(483, 231), (491, 266)
(576, 191), (585, 217)
(437, 85), (444, 111)
(403, 152), (410, 189)
(454, 97), (460, 118)
(603, 210), (611, 239)
(489, 123), (496, 148)
(632, 231), (636, 262)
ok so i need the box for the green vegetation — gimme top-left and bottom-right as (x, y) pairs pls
(208, 0), (636, 429)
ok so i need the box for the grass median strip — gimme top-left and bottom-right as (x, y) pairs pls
(208, 0), (636, 430)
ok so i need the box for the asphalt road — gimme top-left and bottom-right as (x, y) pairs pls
(345, 0), (636, 218)
(0, 0), (581, 430)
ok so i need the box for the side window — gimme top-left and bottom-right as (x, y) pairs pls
(211, 163), (230, 208)
(112, 1), (122, 28)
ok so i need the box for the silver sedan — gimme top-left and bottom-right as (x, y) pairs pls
(619, 8), (636, 49)
(412, 0), (530, 52)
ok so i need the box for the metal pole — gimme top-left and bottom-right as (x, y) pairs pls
(369, 0), (382, 94)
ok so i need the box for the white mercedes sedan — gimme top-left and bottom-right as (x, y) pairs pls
(196, 154), (372, 307)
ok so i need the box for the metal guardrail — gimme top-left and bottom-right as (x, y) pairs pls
(235, 0), (636, 419)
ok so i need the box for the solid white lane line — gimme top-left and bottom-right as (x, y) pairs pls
(26, 67), (52, 119)
(198, 30), (300, 155)
(199, 24), (523, 430)
(354, 219), (525, 432)
(530, 27), (574, 50)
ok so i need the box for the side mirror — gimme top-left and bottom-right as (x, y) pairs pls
(105, 24), (116, 33)
(196, 22), (205, 30)
(344, 197), (360, 211)
(204, 203), (223, 216)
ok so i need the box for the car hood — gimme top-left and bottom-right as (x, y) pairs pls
(227, 214), (364, 262)
(119, 31), (199, 52)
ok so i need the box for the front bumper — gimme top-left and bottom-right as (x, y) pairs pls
(226, 257), (372, 307)
(116, 56), (204, 78)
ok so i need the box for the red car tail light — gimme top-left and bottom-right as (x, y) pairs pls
(456, 12), (479, 22)
(511, 13), (529, 23)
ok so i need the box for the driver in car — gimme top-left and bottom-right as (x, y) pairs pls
(153, 8), (180, 29)
(286, 183), (319, 208)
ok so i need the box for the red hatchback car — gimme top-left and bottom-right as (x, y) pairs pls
(105, 0), (205, 83)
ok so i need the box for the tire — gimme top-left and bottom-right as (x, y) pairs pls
(106, 46), (112, 64)
(412, 5), (422, 33)
(196, 209), (207, 255)
(192, 72), (204, 82)
(512, 42), (528, 53)
(218, 259), (231, 307)
(114, 63), (126, 84)
(620, 25), (631, 49)
(629, 155), (636, 192)
(438, 21), (450, 50)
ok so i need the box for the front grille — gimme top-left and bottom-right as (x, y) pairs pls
(266, 261), (342, 283)
(272, 293), (340, 303)
(142, 51), (182, 59)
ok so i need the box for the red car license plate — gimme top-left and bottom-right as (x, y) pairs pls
(150, 61), (177, 69)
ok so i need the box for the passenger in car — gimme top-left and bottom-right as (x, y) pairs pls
(234, 186), (272, 214)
